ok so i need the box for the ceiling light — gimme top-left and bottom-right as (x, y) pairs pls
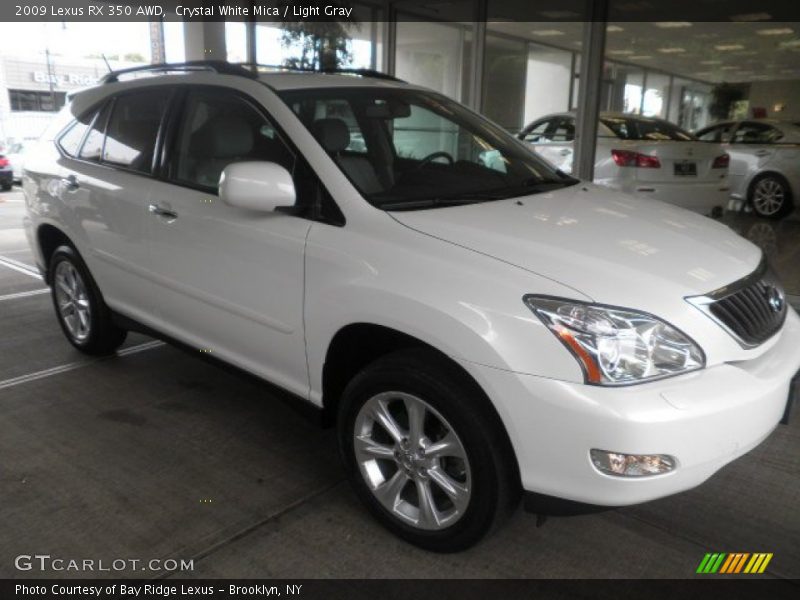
(720, 66), (740, 70)
(779, 40), (800, 48)
(654, 22), (692, 28)
(700, 60), (722, 65)
(531, 29), (565, 36)
(757, 28), (794, 36)
(729, 12), (771, 22)
(630, 55), (653, 60)
(608, 49), (635, 55)
(658, 47), (687, 54)
(715, 44), (745, 51)
(607, 25), (624, 32)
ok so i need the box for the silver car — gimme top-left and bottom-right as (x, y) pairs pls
(519, 112), (730, 216)
(695, 119), (800, 220)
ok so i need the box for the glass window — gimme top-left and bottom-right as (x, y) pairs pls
(521, 120), (553, 143)
(58, 110), (96, 157)
(396, 21), (472, 105)
(9, 89), (66, 112)
(79, 103), (110, 161)
(731, 122), (784, 144)
(280, 87), (576, 210)
(696, 123), (734, 143)
(550, 117), (575, 142)
(170, 89), (295, 191)
(642, 73), (670, 119)
(103, 90), (170, 173)
(523, 43), (573, 124)
(483, 33), (528, 132)
(601, 117), (694, 141)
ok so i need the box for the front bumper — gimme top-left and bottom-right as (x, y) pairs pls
(462, 307), (800, 507)
(598, 178), (729, 215)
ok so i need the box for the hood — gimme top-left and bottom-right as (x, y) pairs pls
(390, 184), (761, 308)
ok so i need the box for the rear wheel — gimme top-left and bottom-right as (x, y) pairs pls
(338, 349), (519, 552)
(49, 245), (127, 355)
(1, 183), (11, 191)
(750, 174), (793, 219)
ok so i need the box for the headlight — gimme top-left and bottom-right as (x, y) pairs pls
(524, 296), (705, 386)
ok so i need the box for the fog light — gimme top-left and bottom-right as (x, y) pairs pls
(590, 449), (676, 477)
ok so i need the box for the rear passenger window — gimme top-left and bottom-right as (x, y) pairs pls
(103, 90), (170, 173)
(58, 110), (95, 157)
(170, 89), (295, 191)
(79, 103), (110, 161)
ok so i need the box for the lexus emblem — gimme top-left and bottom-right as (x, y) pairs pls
(765, 285), (784, 313)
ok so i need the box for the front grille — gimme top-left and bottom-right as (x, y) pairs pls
(691, 260), (788, 348)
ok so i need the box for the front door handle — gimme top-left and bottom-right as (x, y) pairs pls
(148, 204), (178, 222)
(61, 174), (79, 191)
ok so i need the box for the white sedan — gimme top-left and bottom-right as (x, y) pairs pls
(519, 112), (731, 216)
(695, 119), (800, 220)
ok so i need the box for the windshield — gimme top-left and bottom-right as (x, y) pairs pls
(601, 117), (695, 141)
(279, 87), (576, 210)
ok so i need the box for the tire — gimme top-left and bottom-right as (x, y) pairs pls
(49, 245), (127, 355)
(338, 349), (519, 552)
(749, 174), (794, 220)
(1, 183), (11, 191)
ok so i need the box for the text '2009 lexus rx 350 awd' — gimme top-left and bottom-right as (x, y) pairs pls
(22, 62), (800, 551)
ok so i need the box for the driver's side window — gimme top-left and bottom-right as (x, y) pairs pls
(522, 120), (553, 144)
(169, 89), (295, 192)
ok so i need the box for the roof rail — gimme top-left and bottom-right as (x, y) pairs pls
(237, 63), (405, 83)
(100, 60), (258, 84)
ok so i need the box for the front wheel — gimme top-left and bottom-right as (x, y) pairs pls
(750, 175), (793, 220)
(49, 245), (127, 355)
(338, 349), (519, 552)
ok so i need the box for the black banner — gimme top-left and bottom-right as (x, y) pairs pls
(3, 0), (800, 23)
(3, 579), (799, 600)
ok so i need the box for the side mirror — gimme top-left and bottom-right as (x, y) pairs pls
(219, 161), (296, 212)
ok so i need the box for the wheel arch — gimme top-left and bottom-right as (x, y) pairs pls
(321, 321), (522, 487)
(36, 223), (75, 284)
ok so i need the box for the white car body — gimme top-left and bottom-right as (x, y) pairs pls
(695, 119), (800, 217)
(21, 69), (800, 534)
(6, 141), (27, 182)
(520, 112), (730, 215)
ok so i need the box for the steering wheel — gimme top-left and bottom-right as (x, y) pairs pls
(414, 151), (455, 170)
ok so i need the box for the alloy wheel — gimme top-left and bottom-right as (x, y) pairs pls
(353, 391), (471, 531)
(752, 178), (786, 217)
(54, 261), (92, 342)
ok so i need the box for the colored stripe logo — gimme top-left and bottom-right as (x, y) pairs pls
(696, 552), (773, 574)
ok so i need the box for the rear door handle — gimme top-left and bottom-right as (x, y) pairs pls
(61, 174), (79, 191)
(148, 204), (178, 222)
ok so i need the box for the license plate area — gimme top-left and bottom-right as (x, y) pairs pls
(674, 161), (697, 176)
(781, 370), (800, 425)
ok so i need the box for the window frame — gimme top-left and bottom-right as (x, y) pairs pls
(56, 87), (176, 179)
(100, 88), (175, 175)
(158, 84), (344, 227)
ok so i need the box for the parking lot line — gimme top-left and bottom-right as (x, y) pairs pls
(0, 340), (164, 391)
(0, 288), (49, 302)
(0, 254), (41, 279)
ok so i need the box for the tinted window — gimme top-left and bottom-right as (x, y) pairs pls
(521, 120), (553, 143)
(170, 89), (295, 190)
(79, 103), (111, 161)
(281, 88), (575, 209)
(103, 90), (170, 173)
(732, 122), (783, 144)
(696, 124), (733, 143)
(601, 117), (695, 141)
(551, 117), (575, 142)
(58, 109), (96, 157)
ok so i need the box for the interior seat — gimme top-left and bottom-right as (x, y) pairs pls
(311, 118), (383, 195)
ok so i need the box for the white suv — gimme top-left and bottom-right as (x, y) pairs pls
(22, 62), (800, 552)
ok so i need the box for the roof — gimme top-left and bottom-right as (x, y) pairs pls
(257, 71), (409, 91)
